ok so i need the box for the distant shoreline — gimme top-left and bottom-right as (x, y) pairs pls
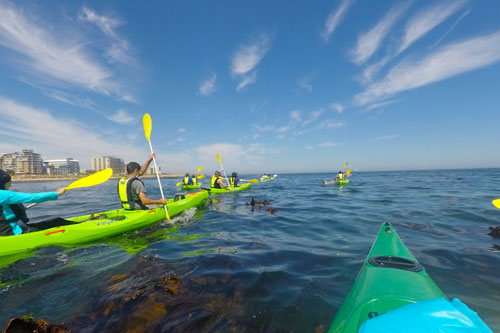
(11, 174), (184, 182)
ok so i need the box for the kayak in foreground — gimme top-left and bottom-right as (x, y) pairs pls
(182, 184), (201, 191)
(324, 179), (349, 185)
(206, 183), (251, 194)
(329, 222), (491, 332)
(0, 190), (209, 258)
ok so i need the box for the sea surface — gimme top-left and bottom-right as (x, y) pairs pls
(1, 169), (499, 331)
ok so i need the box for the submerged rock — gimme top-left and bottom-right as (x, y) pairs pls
(4, 314), (69, 333)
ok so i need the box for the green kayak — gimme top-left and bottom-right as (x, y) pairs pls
(182, 184), (201, 191)
(329, 222), (446, 332)
(0, 190), (209, 258)
(206, 182), (251, 194)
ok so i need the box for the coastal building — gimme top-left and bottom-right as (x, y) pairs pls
(0, 149), (44, 174)
(92, 156), (125, 175)
(44, 158), (80, 175)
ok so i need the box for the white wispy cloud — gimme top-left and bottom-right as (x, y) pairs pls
(318, 142), (338, 148)
(302, 109), (324, 126)
(305, 145), (313, 150)
(397, 0), (468, 55)
(351, 1), (411, 65)
(231, 33), (270, 91)
(362, 99), (399, 112)
(354, 30), (500, 106)
(329, 103), (345, 114)
(0, 97), (145, 165)
(295, 73), (315, 93)
(368, 134), (399, 142)
(199, 73), (217, 96)
(429, 8), (471, 49)
(321, 0), (355, 42)
(79, 7), (136, 66)
(236, 71), (257, 92)
(177, 128), (186, 133)
(0, 3), (130, 99)
(318, 119), (345, 129)
(106, 109), (137, 124)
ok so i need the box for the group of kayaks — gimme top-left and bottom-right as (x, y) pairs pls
(0, 177), (260, 258)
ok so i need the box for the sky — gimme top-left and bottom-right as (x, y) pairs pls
(0, 0), (499, 173)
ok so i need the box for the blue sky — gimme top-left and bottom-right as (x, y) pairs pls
(0, 0), (499, 173)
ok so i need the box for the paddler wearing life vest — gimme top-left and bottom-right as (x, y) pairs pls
(118, 153), (167, 210)
(210, 170), (228, 189)
(0, 169), (68, 236)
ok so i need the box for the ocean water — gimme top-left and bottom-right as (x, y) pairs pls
(0, 169), (499, 331)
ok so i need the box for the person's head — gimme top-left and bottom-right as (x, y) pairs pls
(126, 162), (141, 176)
(0, 170), (12, 190)
(339, 171), (343, 174)
(215, 171), (221, 177)
(231, 172), (237, 177)
(185, 173), (189, 177)
(191, 174), (196, 178)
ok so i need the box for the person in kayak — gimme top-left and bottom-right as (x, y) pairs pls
(183, 173), (194, 186)
(210, 170), (228, 189)
(191, 174), (197, 185)
(229, 172), (240, 187)
(118, 153), (167, 210)
(0, 169), (67, 236)
(334, 171), (344, 181)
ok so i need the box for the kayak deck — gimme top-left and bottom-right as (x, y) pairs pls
(329, 222), (446, 332)
(0, 190), (209, 257)
(182, 184), (202, 190)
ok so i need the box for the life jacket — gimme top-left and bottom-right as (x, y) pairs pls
(230, 177), (239, 187)
(338, 173), (343, 180)
(211, 175), (222, 189)
(0, 204), (29, 224)
(183, 177), (190, 185)
(117, 177), (148, 210)
(192, 177), (197, 185)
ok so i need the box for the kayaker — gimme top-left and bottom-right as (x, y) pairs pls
(183, 173), (193, 186)
(191, 174), (197, 185)
(210, 170), (228, 189)
(334, 171), (344, 181)
(0, 169), (67, 236)
(229, 172), (240, 187)
(118, 153), (167, 210)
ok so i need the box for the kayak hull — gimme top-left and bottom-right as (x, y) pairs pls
(207, 182), (251, 194)
(324, 179), (349, 185)
(0, 190), (209, 257)
(329, 222), (446, 332)
(182, 184), (201, 191)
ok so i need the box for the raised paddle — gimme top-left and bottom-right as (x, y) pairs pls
(143, 113), (170, 221)
(346, 169), (352, 177)
(216, 153), (232, 190)
(344, 162), (348, 168)
(493, 199), (500, 209)
(26, 168), (113, 209)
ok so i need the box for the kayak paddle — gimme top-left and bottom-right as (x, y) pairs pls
(26, 168), (113, 209)
(143, 113), (170, 221)
(197, 174), (204, 179)
(216, 153), (232, 190)
(344, 162), (348, 168)
(493, 199), (500, 209)
(240, 179), (259, 183)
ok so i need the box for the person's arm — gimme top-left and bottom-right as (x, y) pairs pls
(138, 192), (167, 205)
(0, 190), (62, 205)
(139, 153), (155, 176)
(218, 178), (228, 189)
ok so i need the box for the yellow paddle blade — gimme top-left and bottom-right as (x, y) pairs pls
(346, 169), (352, 174)
(217, 153), (222, 164)
(493, 199), (500, 209)
(176, 182), (182, 186)
(65, 168), (113, 191)
(197, 165), (203, 173)
(197, 174), (205, 179)
(248, 179), (258, 183)
(344, 162), (348, 168)
(143, 113), (152, 142)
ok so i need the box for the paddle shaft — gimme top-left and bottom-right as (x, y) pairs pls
(147, 140), (170, 219)
(217, 155), (232, 190)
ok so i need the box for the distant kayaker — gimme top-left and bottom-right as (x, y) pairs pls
(211, 170), (228, 189)
(118, 153), (167, 210)
(183, 173), (194, 186)
(229, 172), (240, 187)
(0, 169), (67, 236)
(334, 171), (344, 181)
(191, 174), (197, 185)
